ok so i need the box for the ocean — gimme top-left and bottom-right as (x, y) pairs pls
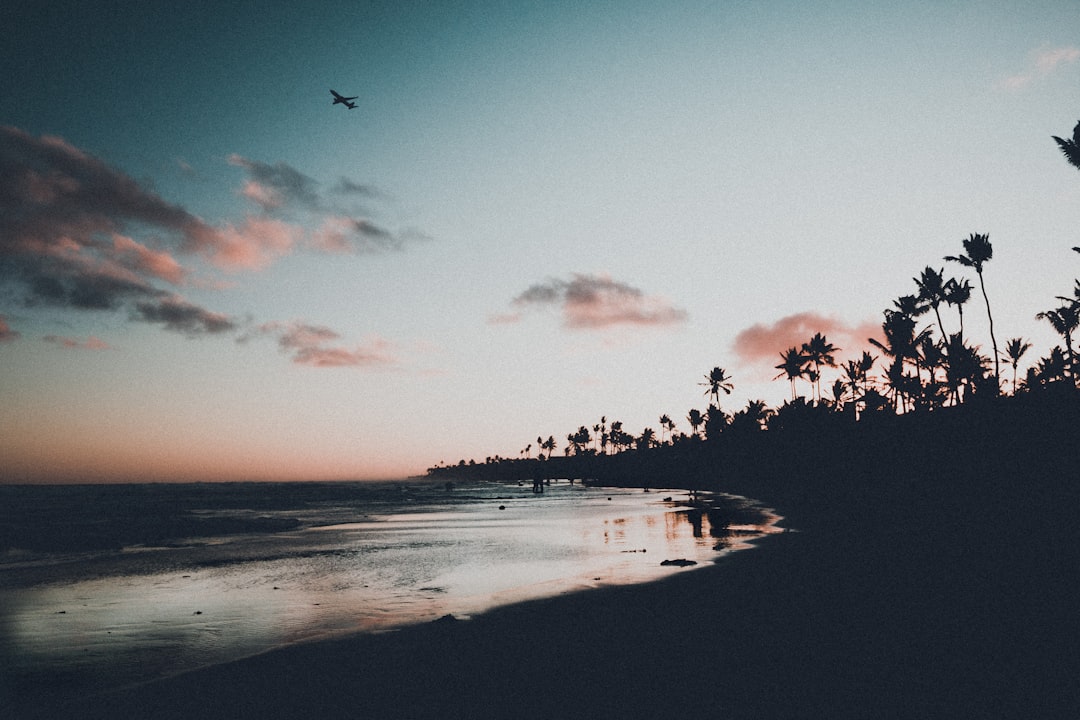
(0, 479), (779, 708)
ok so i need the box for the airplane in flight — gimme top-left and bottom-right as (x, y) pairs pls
(330, 89), (358, 109)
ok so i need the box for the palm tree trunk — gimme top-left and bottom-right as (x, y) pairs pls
(977, 269), (1000, 391)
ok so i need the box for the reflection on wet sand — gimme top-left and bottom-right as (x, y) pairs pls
(0, 482), (780, 703)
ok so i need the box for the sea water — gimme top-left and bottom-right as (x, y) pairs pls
(0, 480), (779, 705)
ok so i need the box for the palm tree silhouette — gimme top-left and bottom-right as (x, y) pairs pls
(1003, 337), (1033, 393)
(700, 367), (734, 405)
(1036, 304), (1079, 385)
(914, 267), (949, 340)
(943, 333), (989, 402)
(918, 336), (947, 407)
(741, 399), (773, 429)
(943, 276), (973, 342)
(946, 233), (999, 392)
(1052, 120), (1080, 171)
(1033, 347), (1069, 385)
(686, 409), (704, 439)
(893, 294), (928, 319)
(801, 333), (838, 401)
(870, 310), (931, 411)
(636, 427), (656, 450)
(659, 414), (672, 444)
(774, 347), (809, 400)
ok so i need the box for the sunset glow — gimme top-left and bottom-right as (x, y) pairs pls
(2, 2), (1079, 482)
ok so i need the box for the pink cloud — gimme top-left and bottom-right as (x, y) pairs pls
(258, 321), (397, 368)
(43, 335), (110, 350)
(509, 274), (687, 330)
(112, 234), (185, 284)
(239, 180), (284, 210)
(202, 217), (300, 271)
(733, 312), (880, 366)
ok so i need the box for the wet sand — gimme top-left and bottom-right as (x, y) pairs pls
(15, 420), (1080, 719)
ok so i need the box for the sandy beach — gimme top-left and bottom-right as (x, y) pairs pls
(16, 408), (1077, 720)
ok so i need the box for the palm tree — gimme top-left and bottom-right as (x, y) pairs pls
(945, 233), (999, 392)
(742, 399), (774, 429)
(658, 414), (671, 444)
(870, 310), (931, 411)
(686, 408), (704, 439)
(917, 336), (947, 408)
(943, 277), (973, 342)
(636, 427), (656, 450)
(774, 346), (809, 400)
(856, 351), (876, 395)
(1052, 120), (1080, 171)
(700, 366), (734, 405)
(801, 333), (839, 401)
(943, 333), (989, 402)
(914, 267), (950, 340)
(1032, 347), (1069, 386)
(1003, 337), (1033, 394)
(540, 435), (556, 460)
(893, 294), (928, 319)
(1036, 304), (1079, 384)
(663, 414), (677, 443)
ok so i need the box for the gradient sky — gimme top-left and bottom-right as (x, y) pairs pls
(2, 1), (1079, 483)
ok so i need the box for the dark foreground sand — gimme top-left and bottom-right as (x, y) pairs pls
(15, 419), (1080, 719)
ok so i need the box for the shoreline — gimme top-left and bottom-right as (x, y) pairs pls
(13, 413), (1080, 719)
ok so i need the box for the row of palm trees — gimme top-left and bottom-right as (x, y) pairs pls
(510, 226), (1077, 459)
(437, 120), (1080, 470)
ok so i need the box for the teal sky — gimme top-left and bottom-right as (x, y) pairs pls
(2, 1), (1079, 482)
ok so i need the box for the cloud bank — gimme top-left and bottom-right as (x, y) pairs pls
(0, 127), (422, 367)
(497, 274), (687, 330)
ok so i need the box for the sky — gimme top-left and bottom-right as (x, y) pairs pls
(2, 0), (1079, 483)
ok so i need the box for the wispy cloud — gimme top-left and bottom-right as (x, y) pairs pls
(252, 321), (398, 368)
(133, 296), (237, 335)
(498, 273), (687, 330)
(43, 334), (110, 350)
(310, 216), (405, 254)
(733, 312), (880, 367)
(228, 154), (322, 212)
(999, 45), (1080, 91)
(228, 154), (428, 255)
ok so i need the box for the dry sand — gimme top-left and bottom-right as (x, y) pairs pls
(16, 415), (1080, 719)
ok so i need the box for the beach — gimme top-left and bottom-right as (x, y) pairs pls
(18, 410), (1080, 720)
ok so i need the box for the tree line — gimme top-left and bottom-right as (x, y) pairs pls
(428, 120), (1080, 483)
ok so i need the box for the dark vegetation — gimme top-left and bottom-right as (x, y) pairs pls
(431, 122), (1080, 494)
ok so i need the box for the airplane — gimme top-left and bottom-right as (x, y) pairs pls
(330, 89), (358, 108)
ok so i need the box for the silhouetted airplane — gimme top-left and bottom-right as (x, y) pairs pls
(330, 89), (358, 109)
